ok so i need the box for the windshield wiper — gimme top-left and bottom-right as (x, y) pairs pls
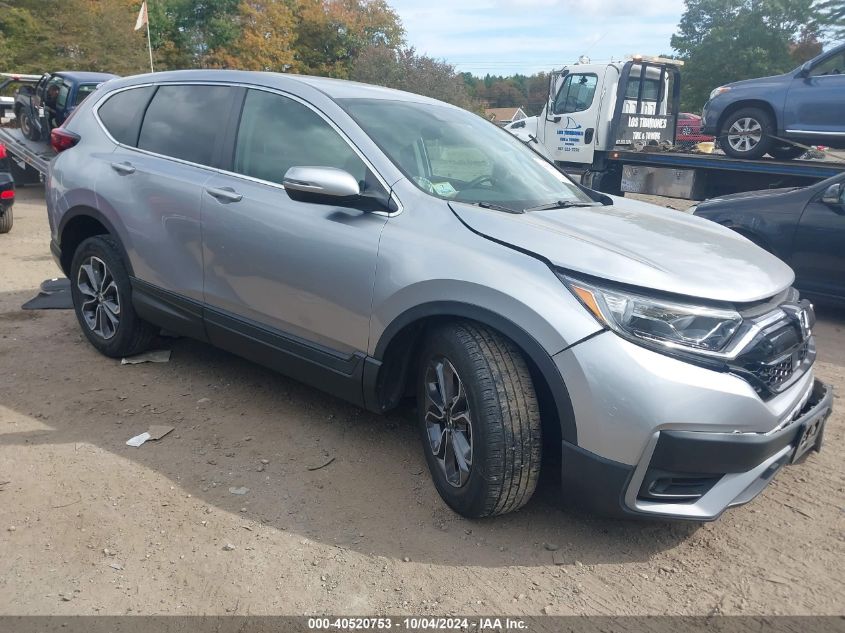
(523, 200), (601, 212)
(472, 202), (524, 214)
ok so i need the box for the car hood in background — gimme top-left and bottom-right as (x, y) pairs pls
(449, 197), (794, 304)
(701, 187), (799, 204)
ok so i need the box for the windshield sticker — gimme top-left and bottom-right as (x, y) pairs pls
(431, 181), (458, 197)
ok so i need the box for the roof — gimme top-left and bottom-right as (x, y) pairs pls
(485, 107), (524, 122)
(107, 69), (452, 107)
(53, 71), (120, 83)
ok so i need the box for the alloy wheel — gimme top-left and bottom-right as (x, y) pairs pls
(727, 117), (762, 153)
(424, 357), (473, 488)
(77, 256), (121, 340)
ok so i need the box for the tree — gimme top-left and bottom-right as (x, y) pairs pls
(214, 0), (297, 71)
(293, 0), (404, 78)
(816, 0), (845, 41)
(671, 0), (820, 111)
(0, 4), (50, 73)
(148, 0), (242, 69)
(351, 46), (479, 110)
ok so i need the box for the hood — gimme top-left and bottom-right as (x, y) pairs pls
(722, 72), (792, 91)
(450, 196), (794, 304)
(701, 187), (799, 204)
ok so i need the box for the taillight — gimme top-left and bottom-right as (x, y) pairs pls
(0, 144), (6, 159)
(0, 190), (13, 200)
(50, 128), (80, 153)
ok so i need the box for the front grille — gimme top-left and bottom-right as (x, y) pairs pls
(729, 300), (815, 400)
(746, 339), (810, 391)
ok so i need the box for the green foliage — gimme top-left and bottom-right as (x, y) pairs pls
(671, 0), (821, 111)
(816, 0), (845, 40)
(351, 46), (478, 109)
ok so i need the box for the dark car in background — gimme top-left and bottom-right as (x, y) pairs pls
(693, 172), (845, 302)
(15, 71), (117, 141)
(0, 142), (14, 233)
(702, 43), (845, 160)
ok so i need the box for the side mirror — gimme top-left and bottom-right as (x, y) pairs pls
(799, 61), (813, 77)
(821, 183), (844, 206)
(283, 166), (360, 199)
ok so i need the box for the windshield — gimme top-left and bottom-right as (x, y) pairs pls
(338, 98), (594, 212)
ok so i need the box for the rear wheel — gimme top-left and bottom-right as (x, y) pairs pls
(70, 235), (157, 358)
(416, 321), (542, 518)
(719, 107), (774, 159)
(0, 208), (12, 234)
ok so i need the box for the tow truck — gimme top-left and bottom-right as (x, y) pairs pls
(506, 55), (845, 199)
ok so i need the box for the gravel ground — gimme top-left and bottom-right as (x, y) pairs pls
(0, 187), (843, 616)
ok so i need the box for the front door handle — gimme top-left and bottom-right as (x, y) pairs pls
(205, 186), (243, 203)
(110, 161), (135, 175)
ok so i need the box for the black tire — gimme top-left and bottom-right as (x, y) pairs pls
(416, 321), (542, 518)
(70, 235), (156, 358)
(0, 208), (12, 234)
(769, 144), (805, 161)
(20, 113), (38, 141)
(718, 107), (774, 159)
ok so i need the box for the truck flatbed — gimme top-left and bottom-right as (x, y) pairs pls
(609, 149), (845, 179)
(603, 149), (845, 199)
(0, 126), (55, 181)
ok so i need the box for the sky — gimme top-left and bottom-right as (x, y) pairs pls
(389, 0), (686, 77)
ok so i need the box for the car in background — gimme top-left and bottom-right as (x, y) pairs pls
(0, 142), (14, 233)
(0, 73), (40, 120)
(702, 42), (845, 160)
(693, 172), (845, 302)
(15, 71), (117, 141)
(675, 112), (713, 145)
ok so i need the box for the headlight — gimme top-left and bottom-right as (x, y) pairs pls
(560, 275), (742, 354)
(709, 86), (730, 100)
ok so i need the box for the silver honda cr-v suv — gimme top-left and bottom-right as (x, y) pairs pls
(46, 70), (832, 521)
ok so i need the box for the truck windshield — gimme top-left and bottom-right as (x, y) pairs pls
(338, 98), (594, 212)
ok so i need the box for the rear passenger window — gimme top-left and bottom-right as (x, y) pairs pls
(233, 89), (369, 187)
(98, 86), (155, 146)
(138, 85), (233, 166)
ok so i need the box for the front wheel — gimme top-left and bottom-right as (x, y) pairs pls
(70, 235), (157, 358)
(20, 113), (39, 141)
(719, 107), (774, 159)
(416, 322), (542, 518)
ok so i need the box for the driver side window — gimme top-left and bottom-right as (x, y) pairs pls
(810, 52), (844, 76)
(553, 73), (598, 115)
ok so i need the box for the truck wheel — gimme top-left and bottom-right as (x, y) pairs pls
(70, 235), (157, 358)
(0, 208), (12, 234)
(416, 321), (542, 518)
(769, 144), (805, 161)
(719, 107), (774, 160)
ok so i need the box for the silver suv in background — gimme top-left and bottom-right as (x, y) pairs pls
(46, 71), (832, 521)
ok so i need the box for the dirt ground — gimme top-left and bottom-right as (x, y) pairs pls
(0, 187), (843, 616)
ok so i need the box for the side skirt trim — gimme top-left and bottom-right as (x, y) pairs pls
(130, 277), (367, 407)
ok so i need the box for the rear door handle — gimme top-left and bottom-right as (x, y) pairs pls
(110, 161), (135, 175)
(205, 187), (243, 203)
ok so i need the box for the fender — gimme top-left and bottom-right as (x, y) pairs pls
(57, 204), (134, 276)
(367, 300), (579, 444)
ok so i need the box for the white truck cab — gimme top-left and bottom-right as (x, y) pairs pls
(506, 56), (682, 168)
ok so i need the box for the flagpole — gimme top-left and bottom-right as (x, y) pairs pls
(145, 2), (154, 73)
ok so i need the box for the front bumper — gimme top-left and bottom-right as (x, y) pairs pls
(562, 377), (831, 521)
